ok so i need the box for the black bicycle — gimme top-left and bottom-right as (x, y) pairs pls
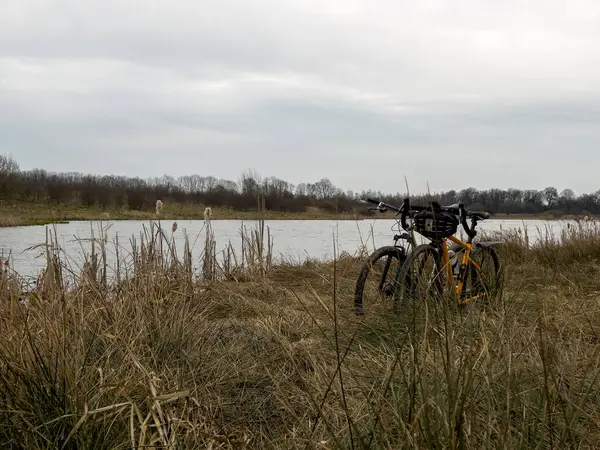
(353, 198), (418, 316)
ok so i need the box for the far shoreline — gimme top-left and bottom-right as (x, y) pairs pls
(0, 202), (593, 228)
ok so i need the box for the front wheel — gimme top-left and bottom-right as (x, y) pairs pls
(460, 244), (501, 304)
(401, 244), (445, 304)
(354, 246), (407, 316)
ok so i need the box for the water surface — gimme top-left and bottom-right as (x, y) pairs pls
(0, 218), (570, 279)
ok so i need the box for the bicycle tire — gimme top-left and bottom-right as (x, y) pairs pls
(401, 243), (444, 303)
(354, 246), (407, 316)
(461, 244), (501, 303)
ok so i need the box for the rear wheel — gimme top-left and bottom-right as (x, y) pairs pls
(354, 246), (407, 316)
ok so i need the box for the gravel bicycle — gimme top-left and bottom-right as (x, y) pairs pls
(400, 199), (501, 306)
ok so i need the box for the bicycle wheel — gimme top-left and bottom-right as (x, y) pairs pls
(354, 246), (407, 316)
(402, 244), (445, 304)
(460, 244), (501, 304)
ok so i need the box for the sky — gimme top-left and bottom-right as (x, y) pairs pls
(1, 0), (600, 196)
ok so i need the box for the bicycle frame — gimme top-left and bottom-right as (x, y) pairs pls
(438, 236), (484, 305)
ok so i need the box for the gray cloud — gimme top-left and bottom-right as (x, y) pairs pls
(2, 0), (600, 195)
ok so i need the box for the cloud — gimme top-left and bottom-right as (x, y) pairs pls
(1, 0), (600, 194)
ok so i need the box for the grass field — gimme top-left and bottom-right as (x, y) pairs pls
(1, 219), (599, 448)
(0, 201), (586, 228)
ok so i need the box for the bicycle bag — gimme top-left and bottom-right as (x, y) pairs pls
(413, 208), (459, 240)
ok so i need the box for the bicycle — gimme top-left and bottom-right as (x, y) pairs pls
(399, 199), (501, 307)
(353, 198), (418, 316)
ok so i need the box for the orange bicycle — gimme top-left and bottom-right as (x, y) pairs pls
(399, 199), (501, 306)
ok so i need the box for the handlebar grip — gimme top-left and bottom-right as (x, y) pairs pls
(458, 203), (476, 238)
(401, 198), (410, 231)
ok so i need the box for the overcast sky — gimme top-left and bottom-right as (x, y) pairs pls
(2, 0), (600, 195)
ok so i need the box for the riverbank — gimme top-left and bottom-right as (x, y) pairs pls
(0, 202), (366, 227)
(0, 201), (592, 227)
(1, 222), (599, 447)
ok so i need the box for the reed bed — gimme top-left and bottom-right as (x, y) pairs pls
(0, 219), (599, 448)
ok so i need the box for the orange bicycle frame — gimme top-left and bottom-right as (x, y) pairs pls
(440, 235), (483, 304)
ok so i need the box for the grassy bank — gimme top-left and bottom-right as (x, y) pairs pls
(0, 201), (590, 228)
(1, 220), (600, 448)
(0, 202), (370, 227)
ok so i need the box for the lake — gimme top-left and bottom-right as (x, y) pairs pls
(0, 218), (572, 280)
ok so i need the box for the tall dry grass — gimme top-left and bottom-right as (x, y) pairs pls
(0, 220), (599, 448)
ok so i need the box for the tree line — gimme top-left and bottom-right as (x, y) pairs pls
(0, 154), (598, 216)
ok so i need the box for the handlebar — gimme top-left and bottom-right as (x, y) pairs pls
(366, 198), (401, 213)
(384, 198), (491, 239)
(364, 197), (423, 231)
(459, 204), (473, 238)
(364, 197), (490, 239)
(458, 204), (491, 238)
